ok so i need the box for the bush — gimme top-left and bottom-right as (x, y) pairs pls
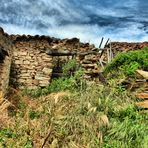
(104, 47), (148, 76)
(62, 59), (80, 77)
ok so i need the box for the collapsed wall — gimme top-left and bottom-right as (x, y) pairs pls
(105, 42), (148, 51)
(0, 28), (12, 97)
(10, 35), (99, 88)
(10, 34), (148, 89)
(1, 27), (148, 92)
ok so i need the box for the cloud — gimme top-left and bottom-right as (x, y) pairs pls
(0, 0), (147, 47)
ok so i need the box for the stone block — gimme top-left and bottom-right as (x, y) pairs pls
(33, 80), (39, 85)
(15, 60), (23, 65)
(39, 80), (49, 87)
(45, 63), (53, 68)
(19, 51), (28, 56)
(26, 86), (38, 90)
(26, 56), (32, 60)
(13, 52), (18, 56)
(19, 73), (30, 77)
(33, 62), (38, 66)
(18, 79), (26, 83)
(42, 67), (52, 75)
(35, 74), (45, 80)
(23, 61), (30, 65)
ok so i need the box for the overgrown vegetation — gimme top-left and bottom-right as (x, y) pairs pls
(24, 59), (86, 97)
(0, 50), (148, 147)
(104, 47), (148, 76)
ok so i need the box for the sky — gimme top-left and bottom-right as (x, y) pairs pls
(0, 0), (148, 47)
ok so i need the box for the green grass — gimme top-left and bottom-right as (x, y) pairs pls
(104, 47), (148, 76)
(1, 82), (147, 147)
(23, 60), (86, 98)
(1, 50), (148, 147)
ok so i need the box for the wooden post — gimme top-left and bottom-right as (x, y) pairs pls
(99, 37), (104, 48)
(100, 38), (110, 58)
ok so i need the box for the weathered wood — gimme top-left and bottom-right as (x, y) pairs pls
(109, 40), (113, 62)
(136, 70), (148, 80)
(99, 37), (104, 48)
(46, 50), (76, 56)
(136, 100), (148, 109)
(100, 38), (110, 58)
(105, 38), (110, 47)
(46, 49), (102, 56)
(136, 93), (148, 99)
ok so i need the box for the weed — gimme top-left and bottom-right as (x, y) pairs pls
(62, 59), (79, 77)
(29, 110), (41, 120)
(2, 82), (148, 147)
(2, 53), (148, 147)
(24, 60), (86, 97)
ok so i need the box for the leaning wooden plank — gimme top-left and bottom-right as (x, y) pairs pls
(46, 49), (102, 56)
(136, 93), (148, 99)
(100, 38), (110, 58)
(136, 100), (148, 109)
(99, 37), (104, 48)
(136, 70), (148, 80)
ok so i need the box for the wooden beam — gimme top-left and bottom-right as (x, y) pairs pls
(99, 37), (104, 48)
(100, 38), (110, 58)
(46, 49), (102, 56)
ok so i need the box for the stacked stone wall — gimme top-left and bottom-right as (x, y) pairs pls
(0, 56), (12, 97)
(1, 27), (148, 92)
(105, 42), (148, 51)
(0, 27), (12, 97)
(9, 36), (99, 88)
(11, 41), (53, 89)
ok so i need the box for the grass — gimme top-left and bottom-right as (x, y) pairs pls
(104, 47), (148, 76)
(0, 82), (147, 148)
(0, 50), (148, 147)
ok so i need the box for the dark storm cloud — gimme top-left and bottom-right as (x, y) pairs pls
(0, 0), (147, 46)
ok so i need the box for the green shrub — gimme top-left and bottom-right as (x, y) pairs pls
(119, 61), (140, 75)
(103, 104), (148, 148)
(104, 47), (148, 76)
(0, 128), (17, 147)
(3, 82), (148, 147)
(62, 59), (79, 77)
(48, 77), (77, 92)
(23, 87), (43, 98)
(29, 110), (41, 120)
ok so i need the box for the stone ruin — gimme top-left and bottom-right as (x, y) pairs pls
(0, 28), (12, 98)
(0, 27), (148, 97)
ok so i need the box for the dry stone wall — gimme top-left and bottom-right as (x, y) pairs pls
(1, 27), (148, 94)
(10, 35), (148, 88)
(105, 42), (148, 51)
(10, 35), (99, 88)
(78, 54), (101, 80)
(11, 40), (53, 89)
(0, 27), (12, 97)
(0, 55), (12, 97)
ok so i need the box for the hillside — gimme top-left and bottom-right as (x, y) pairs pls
(0, 27), (148, 148)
